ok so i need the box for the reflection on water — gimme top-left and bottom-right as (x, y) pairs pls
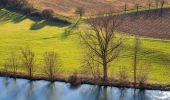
(0, 77), (169, 100)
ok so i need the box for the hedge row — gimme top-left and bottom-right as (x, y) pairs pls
(0, 0), (71, 24)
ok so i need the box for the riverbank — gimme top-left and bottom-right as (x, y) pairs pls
(0, 71), (170, 91)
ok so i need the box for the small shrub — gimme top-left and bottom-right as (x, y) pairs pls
(118, 66), (129, 83)
(137, 65), (150, 85)
(68, 72), (80, 85)
(42, 9), (54, 20)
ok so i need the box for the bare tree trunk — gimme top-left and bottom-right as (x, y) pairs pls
(29, 68), (32, 79)
(103, 59), (108, 81)
(133, 37), (140, 86)
(134, 48), (137, 86)
(124, 3), (127, 13)
(160, 0), (165, 16)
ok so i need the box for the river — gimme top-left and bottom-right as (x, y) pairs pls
(0, 77), (169, 100)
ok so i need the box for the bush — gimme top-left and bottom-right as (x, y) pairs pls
(68, 72), (80, 85)
(137, 65), (150, 85)
(42, 9), (54, 20)
(118, 66), (129, 83)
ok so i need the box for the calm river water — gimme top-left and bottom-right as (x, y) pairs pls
(0, 77), (169, 100)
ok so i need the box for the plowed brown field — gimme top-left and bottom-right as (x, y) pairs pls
(28, 0), (170, 17)
(118, 8), (170, 39)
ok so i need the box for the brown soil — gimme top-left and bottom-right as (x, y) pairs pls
(1, 71), (170, 91)
(118, 8), (170, 39)
(28, 0), (170, 17)
(88, 8), (170, 39)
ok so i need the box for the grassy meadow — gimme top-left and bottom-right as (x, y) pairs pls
(0, 9), (170, 84)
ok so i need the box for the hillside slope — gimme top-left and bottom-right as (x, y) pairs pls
(29, 0), (170, 17)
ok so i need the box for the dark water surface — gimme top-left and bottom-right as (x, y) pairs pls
(0, 77), (169, 100)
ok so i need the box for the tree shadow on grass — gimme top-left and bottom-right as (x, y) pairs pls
(30, 20), (70, 30)
(40, 35), (58, 40)
(61, 19), (81, 39)
(121, 42), (170, 67)
(138, 47), (170, 66)
(0, 9), (26, 23)
(0, 8), (71, 30)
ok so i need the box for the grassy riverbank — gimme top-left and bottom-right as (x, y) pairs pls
(0, 9), (170, 85)
(1, 71), (170, 91)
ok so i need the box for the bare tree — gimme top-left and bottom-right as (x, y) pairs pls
(3, 62), (9, 77)
(75, 7), (85, 18)
(135, 4), (139, 16)
(160, 0), (165, 16)
(44, 51), (60, 82)
(21, 46), (35, 79)
(3, 51), (20, 78)
(7, 52), (19, 77)
(81, 15), (123, 81)
(137, 65), (150, 85)
(133, 37), (140, 86)
(146, 0), (152, 17)
(124, 2), (127, 13)
(148, 0), (151, 11)
(81, 50), (101, 80)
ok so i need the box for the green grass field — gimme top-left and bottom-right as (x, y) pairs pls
(0, 9), (170, 84)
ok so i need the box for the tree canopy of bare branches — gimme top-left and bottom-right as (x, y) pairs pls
(6, 52), (20, 76)
(21, 46), (35, 79)
(81, 15), (123, 81)
(81, 50), (101, 80)
(44, 51), (60, 82)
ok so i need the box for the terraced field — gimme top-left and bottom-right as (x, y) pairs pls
(29, 0), (170, 17)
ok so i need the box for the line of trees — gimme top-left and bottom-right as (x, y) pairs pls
(80, 1), (156, 85)
(81, 15), (150, 85)
(3, 46), (61, 82)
